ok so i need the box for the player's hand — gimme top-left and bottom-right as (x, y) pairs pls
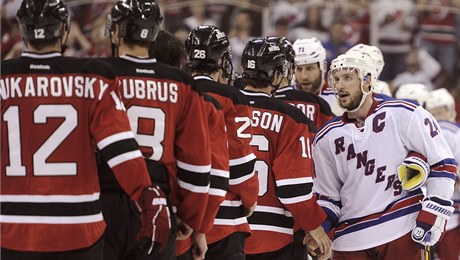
(191, 232), (207, 260)
(304, 226), (332, 259)
(134, 186), (171, 253)
(175, 217), (193, 240)
(245, 202), (257, 217)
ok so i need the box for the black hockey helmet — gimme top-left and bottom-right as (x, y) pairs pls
(185, 25), (233, 78)
(241, 38), (287, 82)
(266, 36), (295, 64)
(107, 0), (163, 43)
(16, 0), (70, 41)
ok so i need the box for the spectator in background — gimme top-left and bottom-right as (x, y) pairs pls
(322, 19), (352, 67)
(272, 18), (290, 38)
(372, 0), (417, 81)
(228, 9), (258, 74)
(416, 0), (457, 89)
(183, 2), (218, 31)
(288, 2), (328, 42)
(392, 49), (436, 90)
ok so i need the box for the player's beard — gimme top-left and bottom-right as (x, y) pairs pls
(299, 75), (322, 94)
(341, 89), (363, 111)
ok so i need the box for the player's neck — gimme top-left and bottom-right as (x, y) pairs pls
(244, 85), (273, 95)
(346, 96), (374, 122)
(118, 44), (149, 58)
(27, 42), (61, 53)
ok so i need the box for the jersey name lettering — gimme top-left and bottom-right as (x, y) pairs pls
(120, 78), (178, 103)
(251, 110), (283, 133)
(0, 76), (107, 100)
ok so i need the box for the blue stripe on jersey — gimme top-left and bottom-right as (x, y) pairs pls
(313, 120), (345, 145)
(334, 190), (423, 239)
(375, 100), (417, 113)
(439, 121), (460, 133)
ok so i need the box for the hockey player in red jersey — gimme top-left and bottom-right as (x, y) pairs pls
(0, 0), (162, 259)
(313, 50), (457, 259)
(239, 38), (331, 259)
(101, 1), (212, 259)
(269, 36), (334, 130)
(183, 25), (258, 259)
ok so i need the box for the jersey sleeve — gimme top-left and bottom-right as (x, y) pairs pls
(312, 135), (342, 232)
(400, 107), (457, 200)
(273, 117), (326, 232)
(227, 102), (258, 208)
(174, 85), (212, 230)
(91, 80), (151, 201)
(199, 97), (230, 233)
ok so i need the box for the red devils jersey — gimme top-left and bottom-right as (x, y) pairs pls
(193, 76), (258, 244)
(275, 86), (334, 130)
(240, 90), (326, 254)
(1, 52), (151, 251)
(176, 93), (229, 255)
(104, 56), (212, 231)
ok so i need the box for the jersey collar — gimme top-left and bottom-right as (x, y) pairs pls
(240, 89), (271, 98)
(193, 75), (213, 81)
(342, 98), (379, 124)
(120, 54), (157, 64)
(22, 51), (61, 59)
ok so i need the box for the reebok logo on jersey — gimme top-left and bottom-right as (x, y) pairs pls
(136, 68), (155, 74)
(30, 64), (50, 70)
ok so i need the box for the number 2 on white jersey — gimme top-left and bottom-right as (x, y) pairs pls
(4, 105), (77, 176)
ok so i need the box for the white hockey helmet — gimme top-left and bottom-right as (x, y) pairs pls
(394, 83), (430, 107)
(425, 88), (456, 121)
(348, 44), (384, 81)
(330, 50), (377, 82)
(293, 38), (327, 74)
(372, 80), (392, 97)
(329, 51), (376, 112)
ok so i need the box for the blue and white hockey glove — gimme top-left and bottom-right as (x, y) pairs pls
(397, 152), (430, 191)
(411, 196), (454, 248)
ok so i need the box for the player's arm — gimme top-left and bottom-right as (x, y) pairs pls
(174, 84), (212, 231)
(199, 95), (230, 233)
(91, 78), (151, 201)
(273, 118), (326, 232)
(226, 103), (258, 209)
(312, 133), (343, 233)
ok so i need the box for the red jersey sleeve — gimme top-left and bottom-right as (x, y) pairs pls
(91, 81), (151, 201)
(272, 116), (326, 232)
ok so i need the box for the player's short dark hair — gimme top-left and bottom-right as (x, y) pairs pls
(150, 30), (185, 68)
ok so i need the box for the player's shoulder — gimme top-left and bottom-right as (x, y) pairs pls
(313, 116), (345, 145)
(202, 92), (222, 110)
(197, 79), (249, 105)
(374, 99), (419, 115)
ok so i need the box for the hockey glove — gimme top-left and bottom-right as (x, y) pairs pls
(134, 186), (171, 254)
(397, 152), (430, 191)
(411, 196), (454, 248)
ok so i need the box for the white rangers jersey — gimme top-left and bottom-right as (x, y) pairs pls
(312, 99), (457, 251)
(437, 120), (460, 231)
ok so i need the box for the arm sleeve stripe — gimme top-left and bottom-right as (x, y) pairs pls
(107, 150), (143, 168)
(428, 171), (457, 181)
(230, 159), (256, 179)
(209, 188), (227, 197)
(97, 131), (135, 149)
(249, 211), (294, 228)
(277, 183), (313, 199)
(177, 179), (210, 194)
(254, 206), (292, 217)
(276, 177), (313, 186)
(177, 168), (210, 187)
(211, 169), (230, 178)
(99, 139), (140, 161)
(229, 172), (254, 185)
(220, 200), (243, 207)
(229, 153), (257, 166)
(177, 160), (211, 173)
(210, 175), (229, 191)
(0, 214), (103, 224)
(278, 193), (313, 204)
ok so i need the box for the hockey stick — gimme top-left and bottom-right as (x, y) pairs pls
(421, 232), (431, 260)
